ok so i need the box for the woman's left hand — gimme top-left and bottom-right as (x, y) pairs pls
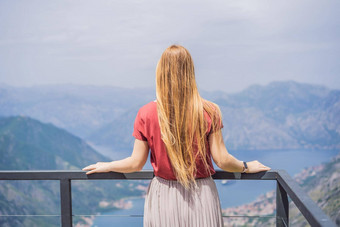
(82, 162), (113, 175)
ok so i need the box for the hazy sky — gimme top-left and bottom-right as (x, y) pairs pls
(0, 0), (339, 92)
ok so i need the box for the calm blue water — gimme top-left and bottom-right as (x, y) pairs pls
(90, 198), (145, 227)
(90, 149), (338, 227)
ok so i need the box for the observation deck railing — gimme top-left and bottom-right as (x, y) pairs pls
(0, 170), (336, 227)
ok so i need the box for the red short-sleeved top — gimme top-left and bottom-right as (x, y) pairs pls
(132, 101), (223, 180)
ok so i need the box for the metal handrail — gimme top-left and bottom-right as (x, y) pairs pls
(0, 170), (336, 227)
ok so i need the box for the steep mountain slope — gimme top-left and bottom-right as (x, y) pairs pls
(222, 151), (340, 226)
(0, 116), (108, 170)
(289, 152), (340, 226)
(0, 116), (148, 227)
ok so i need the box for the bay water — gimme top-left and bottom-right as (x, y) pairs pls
(91, 149), (338, 227)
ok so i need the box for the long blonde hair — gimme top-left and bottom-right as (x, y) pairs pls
(156, 45), (222, 189)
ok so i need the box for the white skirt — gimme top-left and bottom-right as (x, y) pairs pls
(143, 176), (224, 227)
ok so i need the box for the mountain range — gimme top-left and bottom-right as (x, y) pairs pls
(1, 80), (338, 156)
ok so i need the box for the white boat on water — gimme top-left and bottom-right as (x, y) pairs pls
(220, 180), (236, 186)
(221, 180), (228, 185)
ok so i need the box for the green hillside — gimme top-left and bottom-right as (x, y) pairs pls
(0, 115), (109, 170)
(0, 116), (148, 227)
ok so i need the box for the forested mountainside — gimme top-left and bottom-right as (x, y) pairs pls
(0, 116), (108, 170)
(0, 81), (338, 155)
(0, 116), (148, 227)
(222, 151), (340, 227)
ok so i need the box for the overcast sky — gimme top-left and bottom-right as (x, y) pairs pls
(0, 0), (339, 92)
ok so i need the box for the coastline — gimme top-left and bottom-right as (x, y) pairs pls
(74, 194), (146, 227)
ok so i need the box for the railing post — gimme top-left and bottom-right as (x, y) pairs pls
(276, 181), (289, 227)
(60, 179), (73, 227)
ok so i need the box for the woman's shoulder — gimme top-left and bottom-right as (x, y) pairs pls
(136, 100), (157, 118)
(139, 100), (156, 110)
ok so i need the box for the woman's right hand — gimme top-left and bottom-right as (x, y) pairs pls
(245, 160), (271, 173)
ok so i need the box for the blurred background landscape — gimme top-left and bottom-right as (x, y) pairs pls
(0, 0), (339, 226)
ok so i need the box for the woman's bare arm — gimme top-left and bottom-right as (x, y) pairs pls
(82, 139), (149, 174)
(209, 130), (271, 173)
